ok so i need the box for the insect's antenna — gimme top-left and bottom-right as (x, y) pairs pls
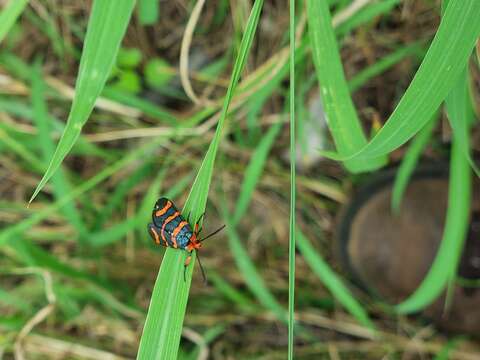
(200, 225), (226, 242)
(196, 252), (207, 284)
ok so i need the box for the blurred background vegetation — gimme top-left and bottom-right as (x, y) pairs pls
(1, 0), (479, 359)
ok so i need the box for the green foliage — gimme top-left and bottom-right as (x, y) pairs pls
(30, 0), (136, 202)
(30, 61), (88, 238)
(144, 58), (174, 90)
(396, 94), (472, 313)
(2, 0), (480, 358)
(117, 47), (142, 68)
(343, 0), (480, 161)
(0, 0), (29, 43)
(138, 0), (159, 25)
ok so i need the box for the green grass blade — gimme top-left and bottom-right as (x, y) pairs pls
(0, 127), (44, 173)
(306, 0), (387, 173)
(391, 114), (438, 213)
(0, 0), (29, 43)
(349, 43), (424, 93)
(182, 0), (263, 221)
(221, 122), (284, 323)
(0, 139), (162, 246)
(336, 0), (400, 37)
(102, 87), (178, 126)
(224, 214), (287, 322)
(345, 0), (480, 161)
(445, 69), (480, 177)
(0, 96), (112, 161)
(288, 0), (296, 358)
(232, 123), (281, 224)
(207, 271), (256, 312)
(136, 2), (264, 359)
(92, 162), (154, 230)
(296, 229), (375, 330)
(31, 61), (87, 237)
(396, 128), (471, 314)
(29, 0), (136, 202)
(434, 338), (464, 360)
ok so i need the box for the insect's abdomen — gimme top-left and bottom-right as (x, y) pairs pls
(152, 197), (193, 249)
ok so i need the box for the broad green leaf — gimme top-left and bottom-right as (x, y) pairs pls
(30, 0), (136, 202)
(0, 0), (29, 43)
(306, 0), (387, 173)
(136, 1), (264, 359)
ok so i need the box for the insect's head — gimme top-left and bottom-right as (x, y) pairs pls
(187, 233), (202, 251)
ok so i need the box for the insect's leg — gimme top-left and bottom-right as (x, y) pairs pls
(195, 212), (206, 227)
(193, 222), (201, 236)
(196, 251), (207, 285)
(184, 252), (192, 282)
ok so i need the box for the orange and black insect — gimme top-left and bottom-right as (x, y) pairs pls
(147, 197), (225, 281)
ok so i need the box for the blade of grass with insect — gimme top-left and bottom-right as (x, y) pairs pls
(330, 0), (480, 162)
(296, 229), (375, 331)
(396, 103), (472, 314)
(136, 1), (264, 359)
(391, 113), (438, 213)
(29, 0), (136, 202)
(31, 61), (87, 238)
(288, 0), (296, 358)
(137, 0), (159, 25)
(0, 0), (29, 43)
(348, 43), (424, 93)
(306, 0), (387, 173)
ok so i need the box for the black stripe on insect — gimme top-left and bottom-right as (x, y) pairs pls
(147, 197), (225, 282)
